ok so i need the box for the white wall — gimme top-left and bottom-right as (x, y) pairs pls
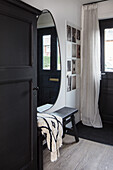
(21, 0), (113, 122)
(22, 0), (82, 116)
(98, 0), (113, 20)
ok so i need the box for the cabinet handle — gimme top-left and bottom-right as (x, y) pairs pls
(33, 87), (39, 91)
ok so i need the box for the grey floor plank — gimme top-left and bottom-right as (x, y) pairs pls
(43, 135), (113, 170)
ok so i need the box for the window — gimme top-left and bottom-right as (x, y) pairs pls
(104, 28), (113, 72)
(100, 19), (113, 73)
(42, 35), (51, 70)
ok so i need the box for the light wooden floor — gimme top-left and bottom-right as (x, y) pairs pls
(43, 135), (113, 170)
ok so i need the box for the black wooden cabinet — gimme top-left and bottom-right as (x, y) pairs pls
(0, 1), (41, 169)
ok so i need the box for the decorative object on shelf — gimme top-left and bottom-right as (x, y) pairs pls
(77, 29), (81, 40)
(72, 59), (76, 74)
(67, 60), (71, 72)
(67, 25), (71, 41)
(77, 44), (81, 58)
(67, 74), (71, 92)
(72, 27), (76, 43)
(71, 75), (76, 90)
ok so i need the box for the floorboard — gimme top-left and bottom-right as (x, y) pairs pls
(44, 135), (113, 170)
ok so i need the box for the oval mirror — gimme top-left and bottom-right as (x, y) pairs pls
(37, 9), (61, 112)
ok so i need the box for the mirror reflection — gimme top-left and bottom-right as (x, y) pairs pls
(37, 10), (61, 112)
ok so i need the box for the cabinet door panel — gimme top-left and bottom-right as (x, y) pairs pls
(0, 1), (38, 169)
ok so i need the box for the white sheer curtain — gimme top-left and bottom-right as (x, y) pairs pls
(81, 4), (102, 128)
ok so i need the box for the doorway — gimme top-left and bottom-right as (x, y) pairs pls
(99, 19), (113, 124)
(37, 27), (61, 108)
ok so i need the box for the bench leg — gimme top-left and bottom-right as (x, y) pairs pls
(71, 114), (79, 142)
(63, 120), (66, 138)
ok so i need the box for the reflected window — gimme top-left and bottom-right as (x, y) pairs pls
(105, 28), (113, 72)
(57, 40), (61, 70)
(43, 35), (51, 70)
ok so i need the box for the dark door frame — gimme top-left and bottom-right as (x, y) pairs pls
(99, 18), (113, 124)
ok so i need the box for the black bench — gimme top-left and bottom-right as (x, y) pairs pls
(53, 107), (79, 142)
(37, 107), (79, 169)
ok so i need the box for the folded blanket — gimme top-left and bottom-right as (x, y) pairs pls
(37, 113), (63, 162)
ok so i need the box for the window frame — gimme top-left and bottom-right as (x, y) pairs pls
(42, 34), (51, 70)
(99, 18), (113, 73)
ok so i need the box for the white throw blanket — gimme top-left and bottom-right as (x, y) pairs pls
(37, 113), (63, 162)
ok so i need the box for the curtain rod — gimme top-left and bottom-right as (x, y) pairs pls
(83, 0), (108, 6)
